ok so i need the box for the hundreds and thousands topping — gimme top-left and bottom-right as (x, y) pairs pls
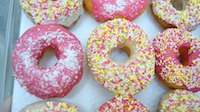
(90, 0), (148, 22)
(20, 0), (82, 24)
(86, 19), (155, 97)
(99, 95), (150, 112)
(153, 28), (200, 92)
(159, 89), (200, 112)
(22, 101), (79, 112)
(152, 0), (200, 31)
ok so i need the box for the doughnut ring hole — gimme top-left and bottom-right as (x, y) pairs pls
(110, 41), (136, 63)
(39, 47), (58, 68)
(177, 43), (190, 66)
(170, 0), (189, 11)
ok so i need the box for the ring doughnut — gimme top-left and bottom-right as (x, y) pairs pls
(20, 0), (83, 27)
(152, 0), (200, 31)
(99, 96), (149, 112)
(86, 18), (155, 97)
(20, 101), (80, 112)
(153, 28), (200, 92)
(84, 0), (148, 22)
(13, 24), (83, 99)
(159, 89), (200, 112)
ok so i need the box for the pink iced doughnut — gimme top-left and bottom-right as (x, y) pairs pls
(13, 24), (83, 99)
(99, 96), (150, 112)
(153, 28), (200, 92)
(84, 0), (148, 22)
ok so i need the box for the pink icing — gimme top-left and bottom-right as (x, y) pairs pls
(13, 24), (83, 99)
(99, 96), (149, 112)
(153, 29), (200, 92)
(92, 0), (148, 22)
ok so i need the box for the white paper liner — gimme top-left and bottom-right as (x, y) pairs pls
(12, 4), (200, 112)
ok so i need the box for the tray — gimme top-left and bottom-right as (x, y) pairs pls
(1, 0), (200, 112)
(0, 0), (21, 111)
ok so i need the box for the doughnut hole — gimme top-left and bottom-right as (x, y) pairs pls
(170, 0), (188, 11)
(177, 43), (190, 66)
(177, 43), (200, 67)
(110, 41), (136, 63)
(39, 47), (59, 68)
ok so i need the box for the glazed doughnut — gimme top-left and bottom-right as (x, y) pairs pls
(20, 101), (80, 112)
(13, 24), (83, 99)
(20, 0), (83, 27)
(99, 96), (149, 112)
(153, 28), (200, 92)
(84, 0), (148, 22)
(159, 89), (200, 112)
(152, 0), (200, 31)
(86, 18), (155, 96)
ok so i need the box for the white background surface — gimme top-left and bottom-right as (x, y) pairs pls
(12, 2), (200, 112)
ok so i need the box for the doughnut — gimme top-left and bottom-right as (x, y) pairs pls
(84, 0), (148, 22)
(159, 89), (200, 112)
(13, 24), (83, 99)
(86, 18), (155, 97)
(151, 0), (200, 31)
(153, 28), (200, 92)
(20, 101), (80, 112)
(99, 96), (149, 112)
(20, 0), (83, 27)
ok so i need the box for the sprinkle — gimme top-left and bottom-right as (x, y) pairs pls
(99, 95), (150, 112)
(153, 28), (200, 91)
(160, 89), (200, 112)
(152, 0), (200, 31)
(26, 101), (79, 112)
(86, 18), (155, 97)
(20, 0), (82, 24)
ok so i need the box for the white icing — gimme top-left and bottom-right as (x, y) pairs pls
(103, 0), (127, 15)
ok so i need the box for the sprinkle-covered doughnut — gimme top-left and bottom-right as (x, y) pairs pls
(20, 0), (83, 27)
(99, 96), (150, 112)
(152, 0), (200, 31)
(153, 28), (200, 92)
(21, 101), (80, 112)
(13, 24), (83, 99)
(84, 0), (148, 22)
(159, 89), (200, 112)
(86, 18), (155, 96)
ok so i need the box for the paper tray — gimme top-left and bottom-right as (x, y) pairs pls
(1, 1), (200, 112)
